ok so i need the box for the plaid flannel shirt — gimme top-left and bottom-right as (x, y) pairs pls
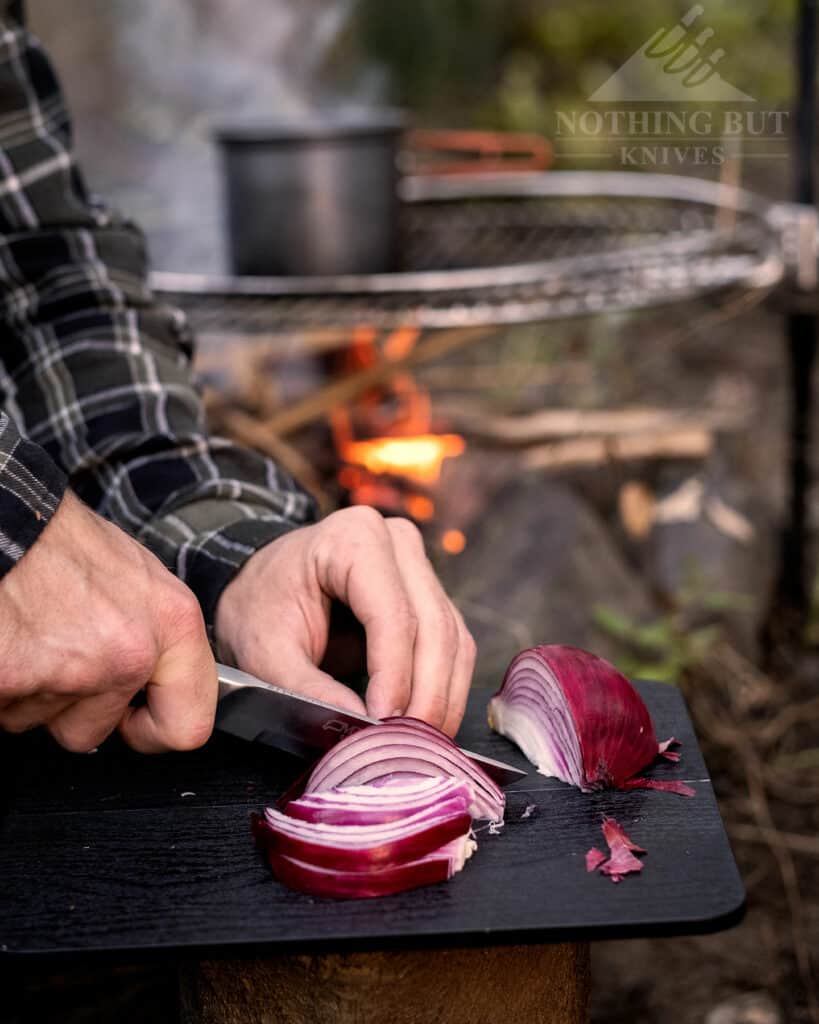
(0, 3), (317, 627)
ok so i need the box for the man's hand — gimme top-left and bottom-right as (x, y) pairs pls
(0, 492), (217, 753)
(214, 508), (476, 738)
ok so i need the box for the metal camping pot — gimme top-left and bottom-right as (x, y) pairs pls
(215, 110), (406, 276)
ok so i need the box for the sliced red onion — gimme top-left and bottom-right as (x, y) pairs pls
(256, 797), (471, 871)
(255, 718), (502, 899)
(302, 717), (505, 822)
(267, 834), (477, 899)
(285, 776), (472, 826)
(488, 645), (694, 796)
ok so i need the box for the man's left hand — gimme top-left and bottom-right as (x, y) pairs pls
(213, 508), (476, 738)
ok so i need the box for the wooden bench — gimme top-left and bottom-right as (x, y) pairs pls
(0, 683), (743, 1023)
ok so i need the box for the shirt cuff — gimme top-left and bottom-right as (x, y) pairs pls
(0, 412), (67, 578)
(138, 500), (313, 633)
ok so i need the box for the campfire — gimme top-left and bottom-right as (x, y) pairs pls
(329, 325), (467, 551)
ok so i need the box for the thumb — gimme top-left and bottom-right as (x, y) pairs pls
(120, 611), (218, 754)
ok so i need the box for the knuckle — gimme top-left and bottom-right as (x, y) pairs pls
(342, 505), (386, 535)
(55, 660), (96, 696)
(108, 636), (156, 686)
(461, 628), (478, 662)
(421, 601), (459, 648)
(443, 705), (466, 739)
(439, 605), (460, 644)
(395, 602), (419, 635)
(0, 670), (27, 701)
(451, 608), (477, 659)
(388, 516), (424, 549)
(165, 586), (206, 639)
(423, 691), (451, 728)
(171, 716), (213, 752)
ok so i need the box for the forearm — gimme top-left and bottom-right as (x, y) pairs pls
(0, 11), (317, 624)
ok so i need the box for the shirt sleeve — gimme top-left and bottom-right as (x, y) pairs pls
(0, 410), (66, 576)
(0, 8), (317, 626)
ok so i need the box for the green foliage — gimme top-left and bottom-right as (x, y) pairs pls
(351, 0), (795, 132)
(592, 585), (752, 683)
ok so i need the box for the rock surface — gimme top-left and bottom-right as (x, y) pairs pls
(435, 473), (658, 687)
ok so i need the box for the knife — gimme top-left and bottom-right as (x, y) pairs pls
(215, 663), (526, 786)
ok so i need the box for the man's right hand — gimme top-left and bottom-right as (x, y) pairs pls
(0, 491), (217, 753)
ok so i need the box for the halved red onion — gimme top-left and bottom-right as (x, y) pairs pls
(302, 716), (506, 822)
(267, 834), (476, 899)
(488, 645), (693, 796)
(285, 776), (473, 826)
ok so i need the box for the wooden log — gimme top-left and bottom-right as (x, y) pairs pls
(522, 428), (714, 471)
(441, 404), (744, 446)
(416, 361), (587, 392)
(180, 941), (590, 1024)
(263, 325), (493, 437)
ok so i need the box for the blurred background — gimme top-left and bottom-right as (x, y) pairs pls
(12, 2), (819, 1023)
(30, 0), (793, 270)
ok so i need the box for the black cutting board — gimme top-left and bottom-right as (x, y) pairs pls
(0, 681), (744, 957)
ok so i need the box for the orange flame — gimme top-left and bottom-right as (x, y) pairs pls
(340, 433), (465, 486)
(332, 325), (466, 519)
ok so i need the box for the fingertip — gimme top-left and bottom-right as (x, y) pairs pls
(365, 678), (406, 721)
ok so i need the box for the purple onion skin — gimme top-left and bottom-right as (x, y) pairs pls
(255, 808), (473, 870)
(495, 645), (694, 796)
(546, 645), (658, 789)
(304, 717), (505, 821)
(305, 722), (472, 791)
(267, 850), (456, 900)
(284, 780), (472, 826)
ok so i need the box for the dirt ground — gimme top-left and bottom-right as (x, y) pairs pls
(592, 646), (819, 1024)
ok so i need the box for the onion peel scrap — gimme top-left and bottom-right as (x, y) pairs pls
(586, 816), (647, 883)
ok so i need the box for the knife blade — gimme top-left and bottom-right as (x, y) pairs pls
(215, 663), (526, 786)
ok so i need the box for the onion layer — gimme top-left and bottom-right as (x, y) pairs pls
(268, 835), (477, 899)
(488, 644), (694, 796)
(302, 716), (506, 822)
(258, 794), (471, 870)
(256, 769), (485, 899)
(285, 776), (473, 826)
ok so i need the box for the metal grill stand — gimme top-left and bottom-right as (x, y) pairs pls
(153, 169), (817, 625)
